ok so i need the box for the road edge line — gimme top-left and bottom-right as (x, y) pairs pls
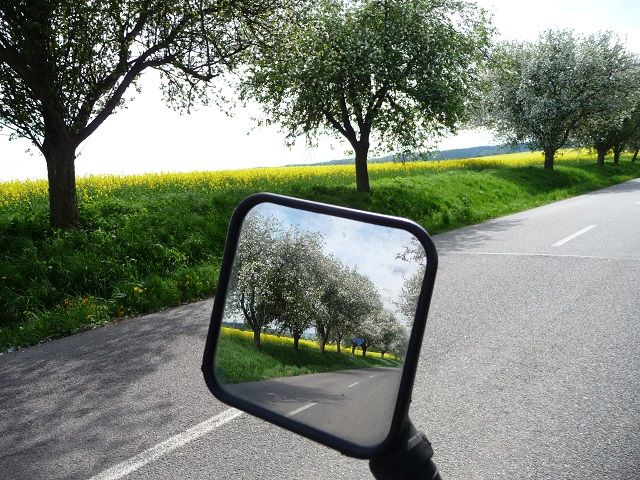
(88, 408), (243, 480)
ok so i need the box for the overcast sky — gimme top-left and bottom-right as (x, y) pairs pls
(1, 0), (639, 181)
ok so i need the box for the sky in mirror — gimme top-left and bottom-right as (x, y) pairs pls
(249, 202), (426, 318)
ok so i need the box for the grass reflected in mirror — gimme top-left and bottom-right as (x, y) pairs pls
(216, 327), (401, 384)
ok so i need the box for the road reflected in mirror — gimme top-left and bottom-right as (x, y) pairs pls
(214, 202), (428, 448)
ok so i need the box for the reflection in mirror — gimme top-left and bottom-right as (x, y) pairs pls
(214, 203), (427, 448)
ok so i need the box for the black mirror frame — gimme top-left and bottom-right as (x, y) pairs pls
(201, 192), (438, 459)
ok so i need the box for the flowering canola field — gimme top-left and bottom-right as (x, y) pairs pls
(0, 150), (592, 208)
(221, 326), (397, 360)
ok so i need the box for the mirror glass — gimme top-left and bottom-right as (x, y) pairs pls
(213, 202), (428, 448)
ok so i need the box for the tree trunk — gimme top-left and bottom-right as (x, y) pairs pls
(380, 351), (385, 358)
(43, 137), (79, 228)
(612, 146), (622, 165)
(632, 149), (639, 162)
(543, 149), (555, 170)
(354, 142), (370, 193)
(362, 345), (367, 357)
(596, 148), (607, 166)
(319, 337), (326, 353)
(293, 333), (300, 352)
(351, 344), (356, 355)
(253, 330), (261, 351)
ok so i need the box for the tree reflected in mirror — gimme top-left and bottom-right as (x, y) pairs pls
(213, 202), (428, 447)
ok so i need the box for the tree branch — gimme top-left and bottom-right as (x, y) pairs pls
(0, 44), (67, 135)
(74, 10), (198, 146)
(322, 108), (350, 140)
(364, 85), (388, 126)
(338, 94), (358, 141)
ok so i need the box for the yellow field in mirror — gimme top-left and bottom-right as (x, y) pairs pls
(216, 326), (401, 384)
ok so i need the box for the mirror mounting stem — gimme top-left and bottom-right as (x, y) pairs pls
(369, 418), (442, 480)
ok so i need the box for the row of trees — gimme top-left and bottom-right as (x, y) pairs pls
(3, 0), (639, 229)
(480, 29), (640, 169)
(1, 0), (493, 227)
(225, 212), (412, 358)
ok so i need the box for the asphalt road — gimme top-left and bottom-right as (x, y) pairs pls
(1, 179), (639, 479)
(225, 367), (402, 446)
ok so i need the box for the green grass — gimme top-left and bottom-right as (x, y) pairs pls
(1, 150), (639, 352)
(216, 327), (401, 383)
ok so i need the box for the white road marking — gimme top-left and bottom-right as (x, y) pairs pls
(369, 375), (377, 378)
(286, 402), (316, 417)
(347, 381), (359, 388)
(442, 251), (639, 262)
(88, 408), (243, 480)
(552, 225), (597, 247)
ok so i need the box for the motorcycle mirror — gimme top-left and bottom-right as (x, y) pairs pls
(202, 193), (438, 459)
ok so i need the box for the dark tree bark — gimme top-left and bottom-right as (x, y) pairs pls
(596, 148), (607, 165)
(42, 136), (80, 228)
(612, 144), (624, 165)
(544, 149), (555, 170)
(242, 299), (265, 351)
(354, 142), (370, 193)
(315, 322), (330, 353)
(362, 344), (367, 357)
(293, 333), (300, 352)
(324, 97), (376, 193)
(380, 350), (386, 359)
(334, 333), (343, 354)
(632, 149), (638, 162)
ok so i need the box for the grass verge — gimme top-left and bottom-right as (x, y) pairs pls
(1, 150), (639, 352)
(216, 327), (401, 383)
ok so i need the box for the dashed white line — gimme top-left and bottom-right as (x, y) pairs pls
(88, 408), (243, 480)
(286, 402), (316, 417)
(443, 251), (639, 262)
(552, 225), (597, 247)
(347, 381), (359, 388)
(369, 375), (377, 378)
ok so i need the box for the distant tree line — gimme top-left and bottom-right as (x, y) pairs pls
(3, 0), (639, 230)
(225, 212), (414, 357)
(479, 29), (640, 169)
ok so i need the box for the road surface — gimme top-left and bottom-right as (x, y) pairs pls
(1, 178), (639, 479)
(225, 367), (402, 446)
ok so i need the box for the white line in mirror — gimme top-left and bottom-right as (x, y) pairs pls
(287, 403), (317, 417)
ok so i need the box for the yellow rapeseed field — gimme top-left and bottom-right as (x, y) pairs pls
(0, 149), (593, 208)
(221, 326), (397, 360)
